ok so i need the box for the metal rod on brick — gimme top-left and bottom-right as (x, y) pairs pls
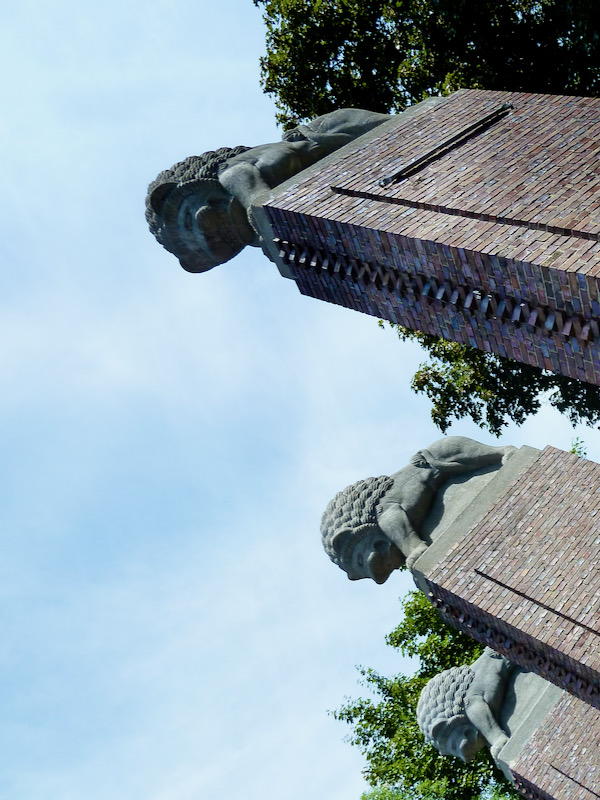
(379, 101), (514, 187)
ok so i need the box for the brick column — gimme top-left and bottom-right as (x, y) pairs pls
(413, 446), (600, 708)
(508, 693), (600, 800)
(254, 90), (600, 385)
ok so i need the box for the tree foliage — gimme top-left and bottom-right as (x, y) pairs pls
(390, 326), (600, 435)
(333, 592), (520, 800)
(255, 0), (600, 126)
(255, 0), (600, 432)
(569, 436), (587, 457)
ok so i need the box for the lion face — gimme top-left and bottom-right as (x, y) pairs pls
(432, 718), (486, 762)
(344, 532), (404, 583)
(174, 189), (248, 271)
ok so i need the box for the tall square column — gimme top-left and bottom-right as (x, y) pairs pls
(254, 90), (600, 385)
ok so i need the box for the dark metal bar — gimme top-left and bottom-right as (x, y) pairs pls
(330, 184), (600, 244)
(473, 568), (600, 637)
(379, 101), (514, 187)
(548, 764), (600, 799)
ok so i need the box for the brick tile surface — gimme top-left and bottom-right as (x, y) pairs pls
(266, 90), (600, 384)
(511, 694), (600, 800)
(425, 446), (600, 707)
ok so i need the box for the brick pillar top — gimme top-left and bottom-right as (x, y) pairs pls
(253, 90), (600, 385)
(261, 89), (600, 292)
(413, 445), (600, 707)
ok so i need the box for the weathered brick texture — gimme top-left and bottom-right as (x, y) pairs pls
(265, 90), (600, 384)
(423, 446), (600, 708)
(511, 693), (600, 800)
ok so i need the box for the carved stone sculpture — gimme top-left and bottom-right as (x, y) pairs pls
(416, 648), (516, 762)
(146, 109), (392, 272)
(321, 437), (515, 581)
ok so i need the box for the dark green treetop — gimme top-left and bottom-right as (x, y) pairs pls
(256, 0), (600, 127)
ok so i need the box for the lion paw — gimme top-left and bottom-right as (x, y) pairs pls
(501, 446), (517, 464)
(409, 451), (428, 468)
(406, 543), (428, 571)
(490, 734), (509, 760)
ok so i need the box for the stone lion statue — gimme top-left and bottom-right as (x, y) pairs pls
(145, 108), (392, 272)
(321, 436), (515, 581)
(416, 648), (516, 762)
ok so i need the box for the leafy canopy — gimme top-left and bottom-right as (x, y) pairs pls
(389, 326), (600, 435)
(255, 0), (600, 126)
(255, 0), (600, 433)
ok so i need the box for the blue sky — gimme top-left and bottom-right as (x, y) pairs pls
(1, 2), (599, 799)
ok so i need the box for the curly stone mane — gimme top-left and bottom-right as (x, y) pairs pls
(321, 475), (394, 569)
(145, 145), (251, 263)
(416, 664), (475, 750)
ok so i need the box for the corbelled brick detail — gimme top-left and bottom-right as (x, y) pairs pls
(511, 693), (600, 800)
(423, 446), (600, 707)
(264, 90), (600, 384)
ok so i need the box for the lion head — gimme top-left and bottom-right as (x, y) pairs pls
(146, 146), (251, 272)
(321, 475), (395, 579)
(416, 665), (486, 762)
